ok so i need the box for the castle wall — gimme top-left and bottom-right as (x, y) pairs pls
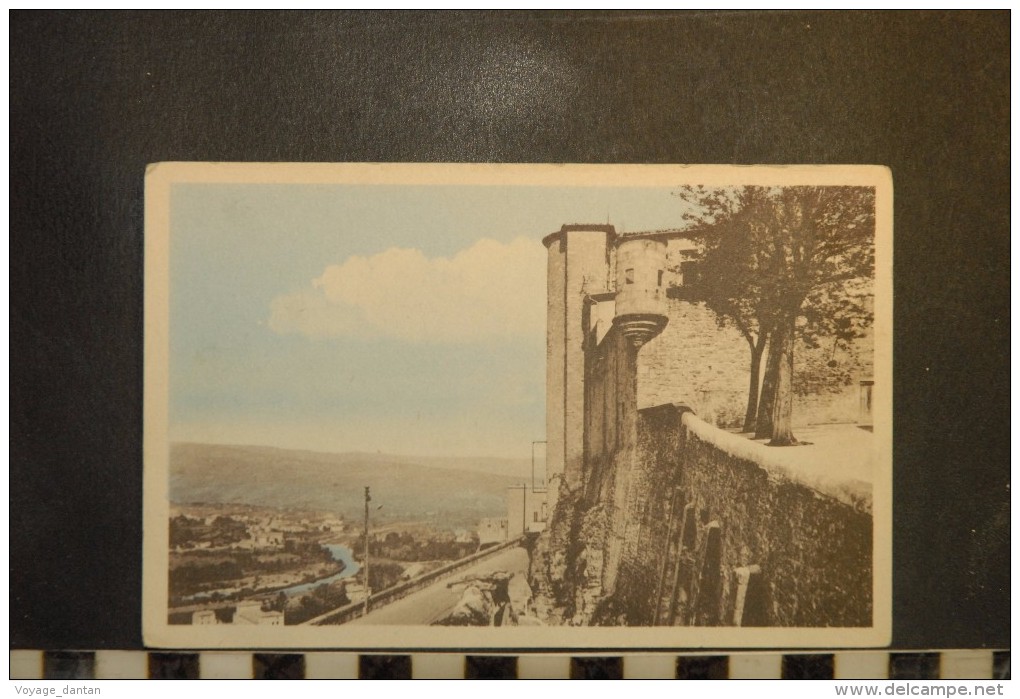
(581, 325), (638, 607)
(637, 297), (751, 427)
(553, 398), (872, 627)
(562, 230), (610, 492)
(606, 405), (872, 627)
(535, 225), (875, 628)
(545, 226), (612, 506)
(545, 237), (566, 501)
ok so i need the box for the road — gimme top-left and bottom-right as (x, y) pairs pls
(346, 543), (531, 626)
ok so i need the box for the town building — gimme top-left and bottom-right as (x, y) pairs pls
(344, 581), (367, 604)
(192, 609), (217, 625)
(477, 517), (508, 545)
(507, 484), (547, 539)
(232, 600), (284, 626)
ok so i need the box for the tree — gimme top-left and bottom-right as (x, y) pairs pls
(269, 591), (288, 613)
(795, 279), (875, 397)
(673, 186), (782, 433)
(675, 185), (875, 445)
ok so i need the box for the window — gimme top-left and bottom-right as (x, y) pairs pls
(657, 269), (664, 286)
(624, 268), (634, 284)
(533, 511), (539, 523)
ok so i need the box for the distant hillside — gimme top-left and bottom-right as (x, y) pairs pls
(170, 443), (531, 523)
(412, 454), (535, 480)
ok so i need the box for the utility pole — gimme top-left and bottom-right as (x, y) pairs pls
(522, 484), (527, 538)
(363, 486), (370, 618)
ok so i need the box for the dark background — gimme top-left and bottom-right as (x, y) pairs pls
(10, 10), (1009, 650)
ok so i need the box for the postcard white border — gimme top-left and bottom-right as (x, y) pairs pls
(144, 162), (893, 649)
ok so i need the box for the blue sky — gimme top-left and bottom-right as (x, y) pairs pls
(169, 182), (691, 458)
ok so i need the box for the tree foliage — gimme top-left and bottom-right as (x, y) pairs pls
(674, 184), (875, 444)
(671, 187), (777, 431)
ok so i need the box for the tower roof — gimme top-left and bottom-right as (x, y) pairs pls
(542, 224), (694, 248)
(541, 224), (616, 248)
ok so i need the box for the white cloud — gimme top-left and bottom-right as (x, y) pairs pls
(268, 237), (546, 344)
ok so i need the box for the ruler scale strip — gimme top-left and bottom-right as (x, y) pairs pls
(8, 650), (1006, 679)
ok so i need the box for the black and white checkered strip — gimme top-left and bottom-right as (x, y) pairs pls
(9, 651), (1010, 679)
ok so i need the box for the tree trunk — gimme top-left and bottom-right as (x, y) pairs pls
(742, 335), (768, 433)
(754, 339), (779, 439)
(768, 314), (798, 446)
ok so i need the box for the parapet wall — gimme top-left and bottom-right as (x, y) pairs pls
(607, 404), (872, 627)
(307, 537), (525, 626)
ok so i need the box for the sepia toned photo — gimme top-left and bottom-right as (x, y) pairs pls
(143, 163), (892, 649)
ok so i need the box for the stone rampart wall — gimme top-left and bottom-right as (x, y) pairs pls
(608, 404), (872, 627)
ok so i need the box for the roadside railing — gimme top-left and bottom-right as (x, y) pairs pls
(303, 536), (525, 626)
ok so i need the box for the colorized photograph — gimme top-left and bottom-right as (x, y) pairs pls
(143, 163), (892, 648)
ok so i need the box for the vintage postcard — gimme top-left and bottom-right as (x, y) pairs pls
(143, 163), (892, 649)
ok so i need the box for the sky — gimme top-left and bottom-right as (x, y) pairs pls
(169, 182), (692, 459)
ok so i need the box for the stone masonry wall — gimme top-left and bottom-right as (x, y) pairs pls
(545, 233), (566, 504)
(562, 230), (610, 492)
(609, 404), (872, 627)
(639, 296), (872, 429)
(638, 298), (750, 428)
(529, 322), (638, 626)
(582, 324), (638, 619)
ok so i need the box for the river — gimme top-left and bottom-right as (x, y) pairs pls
(281, 544), (360, 597)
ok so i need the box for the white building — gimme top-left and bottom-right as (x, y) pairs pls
(192, 610), (217, 625)
(478, 517), (508, 545)
(507, 484), (547, 538)
(345, 581), (367, 604)
(233, 601), (284, 626)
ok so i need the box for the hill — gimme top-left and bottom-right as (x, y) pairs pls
(170, 443), (531, 524)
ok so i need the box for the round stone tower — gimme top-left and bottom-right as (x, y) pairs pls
(612, 236), (668, 348)
(543, 224), (614, 502)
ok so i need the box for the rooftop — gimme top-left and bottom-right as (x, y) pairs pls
(542, 224), (693, 248)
